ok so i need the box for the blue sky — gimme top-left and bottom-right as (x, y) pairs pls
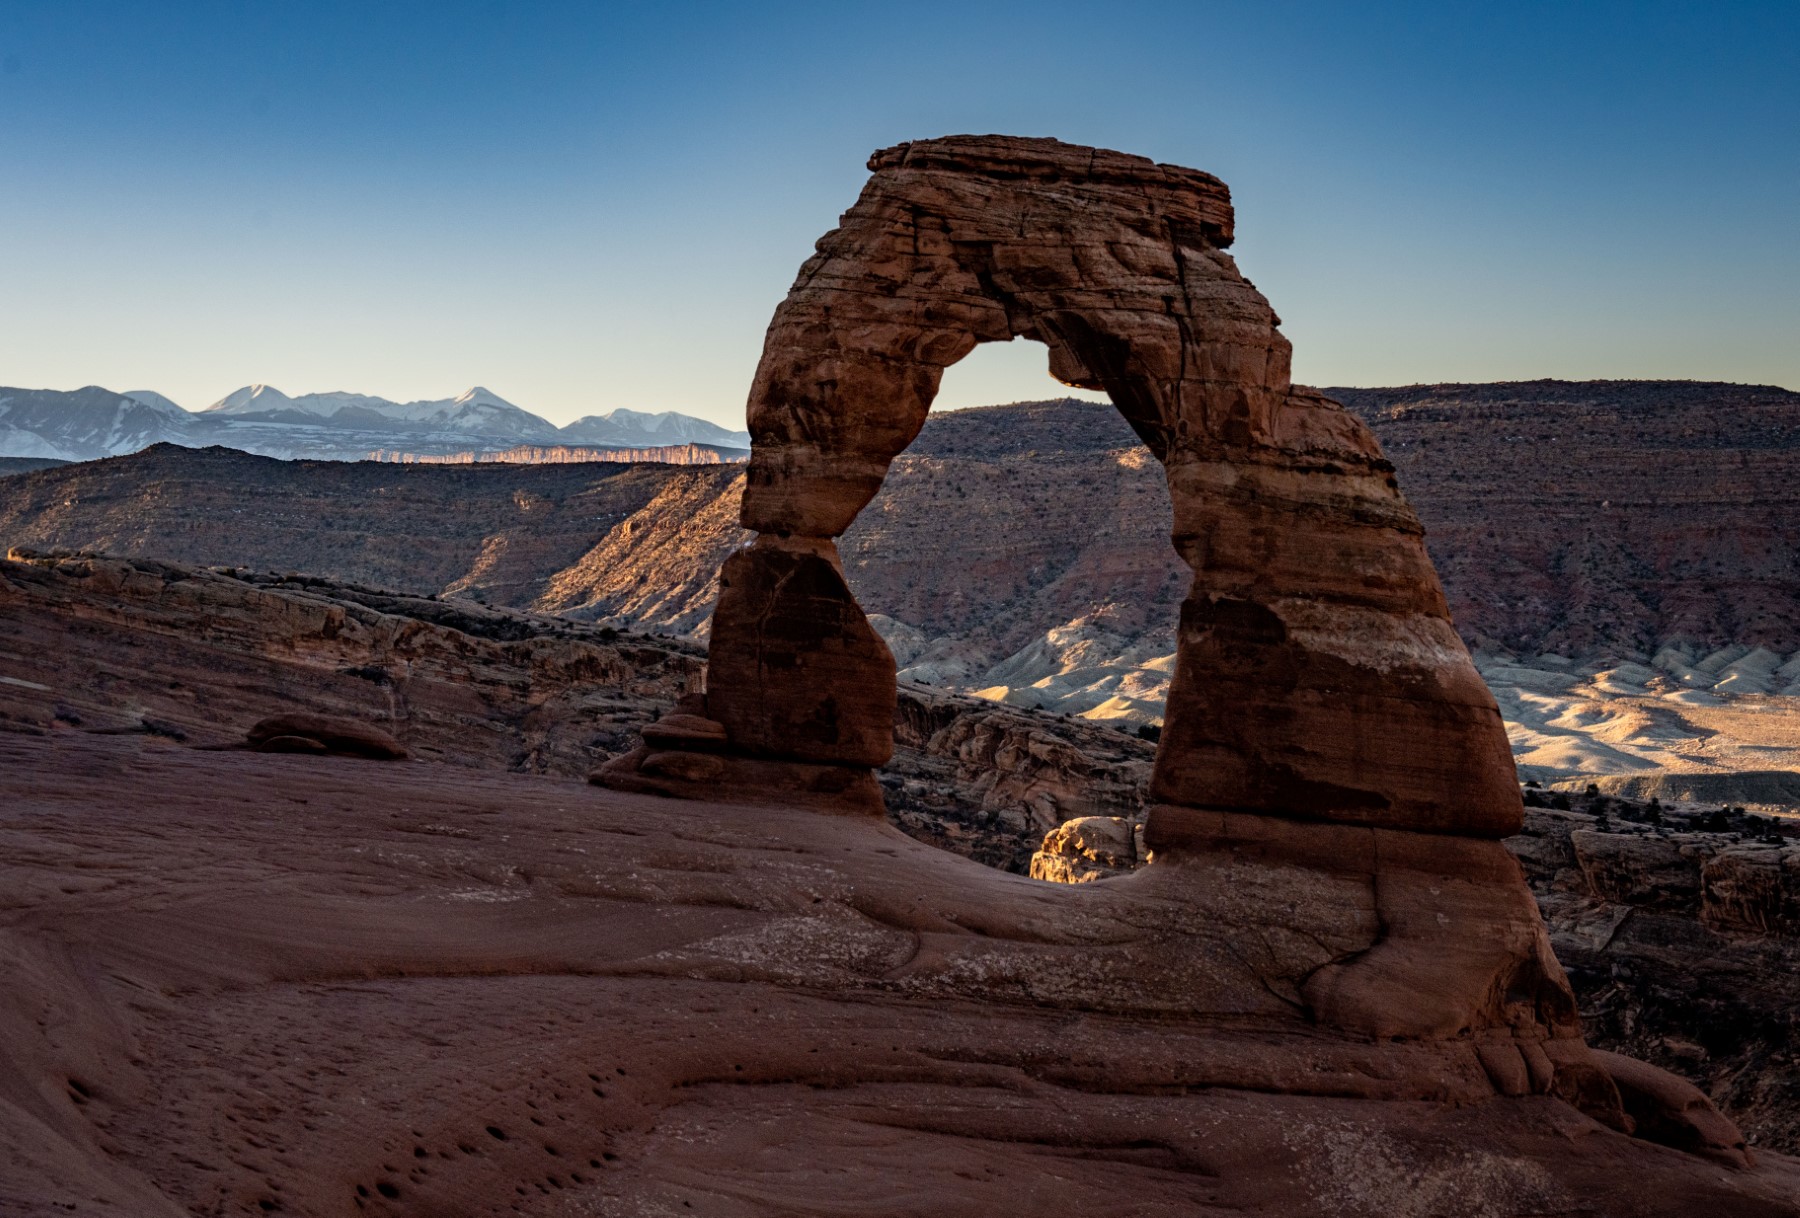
(1, 0), (1794, 426)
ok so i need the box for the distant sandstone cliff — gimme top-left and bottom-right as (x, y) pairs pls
(1327, 380), (1800, 656)
(0, 444), (745, 612)
(367, 441), (747, 465)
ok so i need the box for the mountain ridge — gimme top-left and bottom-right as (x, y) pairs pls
(0, 383), (752, 461)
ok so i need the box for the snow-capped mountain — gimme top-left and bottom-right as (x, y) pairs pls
(0, 384), (749, 463)
(203, 384), (295, 415)
(204, 384), (560, 442)
(122, 390), (188, 414)
(0, 386), (192, 461)
(558, 408), (750, 449)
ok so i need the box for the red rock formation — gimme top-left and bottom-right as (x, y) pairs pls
(589, 138), (1737, 1164)
(605, 134), (1518, 840)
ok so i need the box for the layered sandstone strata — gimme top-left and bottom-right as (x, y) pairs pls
(10, 385), (1797, 682)
(1330, 380), (1800, 656)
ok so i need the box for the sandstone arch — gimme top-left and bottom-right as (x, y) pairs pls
(604, 134), (1521, 844)
(590, 140), (1768, 1141)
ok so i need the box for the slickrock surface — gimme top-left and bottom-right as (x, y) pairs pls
(0, 550), (703, 773)
(4, 731), (1798, 1216)
(244, 713), (410, 759)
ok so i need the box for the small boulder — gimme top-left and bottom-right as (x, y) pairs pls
(1030, 816), (1140, 884)
(245, 714), (407, 760)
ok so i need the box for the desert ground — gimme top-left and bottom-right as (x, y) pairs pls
(8, 730), (1800, 1217)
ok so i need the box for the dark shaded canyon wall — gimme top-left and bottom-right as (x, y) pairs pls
(1332, 381), (1800, 656)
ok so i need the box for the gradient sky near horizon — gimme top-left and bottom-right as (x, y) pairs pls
(1, 1), (1795, 428)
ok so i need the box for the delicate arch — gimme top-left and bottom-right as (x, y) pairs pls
(601, 134), (1520, 843)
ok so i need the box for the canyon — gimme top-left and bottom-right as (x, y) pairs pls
(10, 383), (1795, 663)
(5, 382), (1798, 796)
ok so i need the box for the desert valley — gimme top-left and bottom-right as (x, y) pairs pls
(7, 379), (1798, 797)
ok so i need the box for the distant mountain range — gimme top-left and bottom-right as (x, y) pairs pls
(0, 383), (751, 462)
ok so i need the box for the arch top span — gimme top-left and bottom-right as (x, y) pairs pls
(866, 136), (1237, 245)
(742, 134), (1285, 539)
(601, 133), (1523, 843)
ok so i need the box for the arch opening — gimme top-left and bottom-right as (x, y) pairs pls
(848, 332), (1181, 725)
(820, 335), (1183, 875)
(923, 335), (1110, 414)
